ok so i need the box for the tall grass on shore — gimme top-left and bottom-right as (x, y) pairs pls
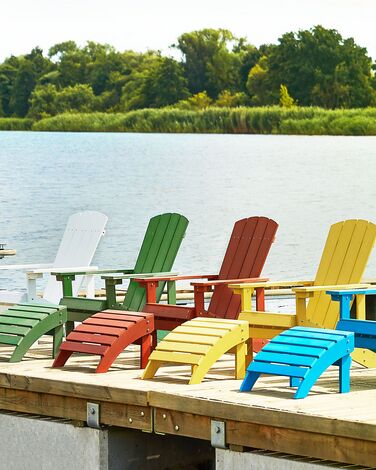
(0, 118), (33, 131)
(10, 107), (376, 135)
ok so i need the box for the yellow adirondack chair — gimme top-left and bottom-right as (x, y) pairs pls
(230, 219), (376, 367)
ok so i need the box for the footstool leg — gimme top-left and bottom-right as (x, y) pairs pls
(140, 334), (152, 368)
(290, 377), (302, 387)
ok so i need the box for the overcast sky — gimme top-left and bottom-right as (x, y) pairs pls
(1, 0), (375, 61)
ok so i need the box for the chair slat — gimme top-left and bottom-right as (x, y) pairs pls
(255, 351), (317, 367)
(263, 343), (325, 357)
(251, 361), (308, 378)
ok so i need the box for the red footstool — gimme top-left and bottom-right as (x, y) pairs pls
(53, 310), (154, 373)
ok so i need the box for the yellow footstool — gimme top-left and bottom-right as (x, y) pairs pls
(141, 317), (249, 384)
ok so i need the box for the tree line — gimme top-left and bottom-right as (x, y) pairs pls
(0, 25), (375, 119)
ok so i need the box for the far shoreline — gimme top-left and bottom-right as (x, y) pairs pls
(1, 106), (376, 136)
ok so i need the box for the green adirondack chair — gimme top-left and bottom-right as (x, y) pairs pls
(58, 212), (189, 333)
(0, 213), (188, 362)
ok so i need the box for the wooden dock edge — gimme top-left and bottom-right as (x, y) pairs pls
(0, 386), (153, 432)
(0, 370), (149, 406)
(153, 408), (376, 467)
(148, 390), (376, 442)
(0, 380), (374, 466)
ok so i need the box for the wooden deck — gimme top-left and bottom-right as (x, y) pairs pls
(0, 341), (375, 467)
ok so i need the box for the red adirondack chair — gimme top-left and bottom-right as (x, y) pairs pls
(137, 216), (278, 348)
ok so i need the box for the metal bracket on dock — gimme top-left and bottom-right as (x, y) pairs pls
(87, 402), (100, 429)
(211, 420), (226, 449)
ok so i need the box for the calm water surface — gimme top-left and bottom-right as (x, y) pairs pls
(0, 131), (375, 290)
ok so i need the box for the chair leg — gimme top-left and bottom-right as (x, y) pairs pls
(245, 338), (254, 368)
(339, 355), (351, 393)
(52, 325), (64, 358)
(65, 321), (75, 336)
(151, 331), (157, 350)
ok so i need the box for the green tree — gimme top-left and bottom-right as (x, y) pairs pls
(28, 84), (59, 118)
(0, 60), (18, 116)
(246, 57), (276, 105)
(9, 60), (37, 116)
(6, 48), (53, 117)
(142, 57), (189, 108)
(120, 51), (161, 110)
(83, 42), (125, 95)
(55, 84), (96, 113)
(235, 41), (261, 91)
(29, 83), (96, 117)
(251, 26), (376, 108)
(48, 41), (89, 87)
(175, 29), (244, 98)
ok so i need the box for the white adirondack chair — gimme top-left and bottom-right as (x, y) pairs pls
(0, 211), (108, 304)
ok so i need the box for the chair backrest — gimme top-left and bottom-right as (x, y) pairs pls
(123, 213), (189, 311)
(43, 211), (108, 303)
(307, 219), (376, 329)
(208, 217), (278, 319)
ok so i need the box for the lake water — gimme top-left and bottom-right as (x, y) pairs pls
(0, 131), (375, 291)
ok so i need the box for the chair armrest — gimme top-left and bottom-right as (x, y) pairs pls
(102, 271), (180, 307)
(291, 284), (370, 323)
(0, 262), (53, 271)
(134, 274), (218, 283)
(29, 266), (99, 275)
(102, 271), (179, 281)
(191, 277), (268, 288)
(53, 268), (135, 298)
(0, 249), (16, 257)
(229, 280), (314, 312)
(293, 283), (370, 296)
(52, 268), (134, 277)
(192, 277), (269, 312)
(326, 288), (376, 296)
(229, 280), (314, 290)
(326, 287), (376, 320)
(135, 274), (219, 304)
